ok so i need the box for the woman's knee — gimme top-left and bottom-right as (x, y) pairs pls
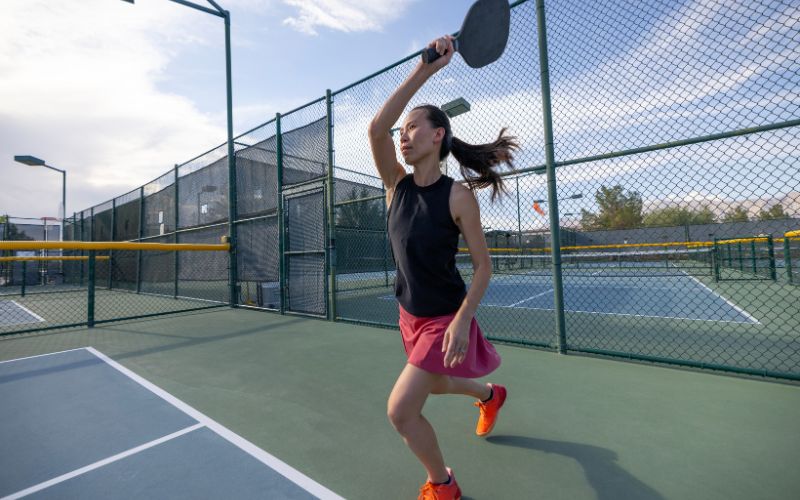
(387, 402), (417, 435)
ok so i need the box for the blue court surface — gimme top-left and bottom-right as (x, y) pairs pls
(382, 274), (758, 324)
(0, 348), (344, 500)
(0, 300), (45, 326)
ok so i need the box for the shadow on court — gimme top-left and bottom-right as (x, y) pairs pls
(488, 435), (664, 500)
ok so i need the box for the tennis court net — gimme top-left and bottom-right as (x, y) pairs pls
(457, 248), (714, 278)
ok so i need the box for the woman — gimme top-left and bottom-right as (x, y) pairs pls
(368, 35), (519, 499)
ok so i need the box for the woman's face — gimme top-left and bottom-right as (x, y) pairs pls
(398, 109), (444, 165)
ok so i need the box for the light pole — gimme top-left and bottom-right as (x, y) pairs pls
(532, 193), (583, 204)
(440, 98), (470, 177)
(14, 156), (66, 243)
(120, 0), (237, 306)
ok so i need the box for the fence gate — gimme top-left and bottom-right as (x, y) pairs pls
(282, 182), (328, 316)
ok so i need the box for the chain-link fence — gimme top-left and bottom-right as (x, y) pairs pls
(8, 0), (798, 379)
(0, 241), (228, 336)
(329, 0), (800, 380)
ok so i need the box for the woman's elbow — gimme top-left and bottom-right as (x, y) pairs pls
(476, 259), (492, 277)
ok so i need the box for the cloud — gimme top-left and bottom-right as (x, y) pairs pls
(282, 0), (415, 35)
(0, 0), (226, 218)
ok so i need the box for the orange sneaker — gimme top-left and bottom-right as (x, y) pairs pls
(474, 383), (507, 436)
(418, 467), (461, 500)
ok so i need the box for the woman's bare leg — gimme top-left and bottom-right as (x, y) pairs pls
(387, 363), (450, 484)
(431, 376), (492, 400)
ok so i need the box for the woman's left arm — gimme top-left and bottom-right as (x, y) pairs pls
(442, 184), (492, 368)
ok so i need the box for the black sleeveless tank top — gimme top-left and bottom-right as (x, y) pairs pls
(387, 173), (467, 317)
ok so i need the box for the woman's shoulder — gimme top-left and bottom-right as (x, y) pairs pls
(448, 178), (472, 198)
(386, 172), (412, 209)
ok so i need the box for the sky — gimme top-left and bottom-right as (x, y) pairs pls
(1, 0), (797, 231)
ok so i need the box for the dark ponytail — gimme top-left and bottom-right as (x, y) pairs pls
(413, 104), (519, 202)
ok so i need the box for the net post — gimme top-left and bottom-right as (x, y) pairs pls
(109, 198), (116, 290)
(174, 164), (179, 299)
(276, 112), (286, 315)
(785, 234), (793, 284)
(137, 186), (144, 294)
(767, 234), (776, 281)
(326, 88), (337, 321)
(21, 260), (26, 297)
(536, 0), (567, 354)
(712, 238), (720, 282)
(87, 250), (96, 328)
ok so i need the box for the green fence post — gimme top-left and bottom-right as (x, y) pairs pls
(516, 177), (523, 256)
(174, 164), (179, 299)
(137, 186), (144, 294)
(326, 89), (337, 321)
(109, 198), (115, 290)
(785, 236), (793, 284)
(493, 233), (499, 271)
(224, 9), (239, 309)
(737, 242), (743, 271)
(750, 239), (757, 275)
(79, 211), (85, 286)
(383, 185), (389, 288)
(712, 238), (720, 282)
(21, 261), (27, 297)
(276, 113), (286, 314)
(536, 0), (568, 354)
(2, 217), (8, 287)
(88, 250), (96, 327)
(725, 243), (732, 269)
(767, 234), (776, 281)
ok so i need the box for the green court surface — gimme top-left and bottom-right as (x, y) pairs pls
(2, 308), (798, 499)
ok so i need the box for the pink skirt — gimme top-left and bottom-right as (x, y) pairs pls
(398, 304), (501, 378)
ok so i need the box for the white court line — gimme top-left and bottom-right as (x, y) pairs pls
(508, 289), (553, 307)
(7, 301), (45, 323)
(2, 424), (204, 500)
(677, 270), (761, 325)
(479, 302), (757, 324)
(86, 347), (344, 500)
(0, 347), (90, 365)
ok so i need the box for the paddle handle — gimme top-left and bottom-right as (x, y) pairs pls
(421, 40), (458, 64)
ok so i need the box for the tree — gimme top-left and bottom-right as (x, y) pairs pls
(643, 205), (716, 227)
(758, 204), (787, 221)
(4, 222), (34, 241)
(580, 185), (643, 230)
(722, 206), (749, 223)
